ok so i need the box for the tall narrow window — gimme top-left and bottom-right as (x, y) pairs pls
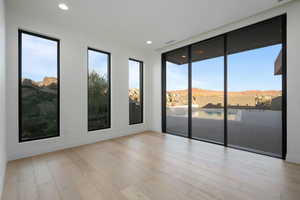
(19, 30), (60, 142)
(88, 48), (111, 131)
(129, 59), (143, 124)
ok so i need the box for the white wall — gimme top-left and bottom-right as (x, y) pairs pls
(150, 1), (300, 164)
(5, 1), (300, 165)
(149, 52), (162, 132)
(285, 1), (300, 164)
(6, 10), (152, 161)
(0, 0), (6, 197)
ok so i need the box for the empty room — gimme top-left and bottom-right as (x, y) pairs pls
(1, 0), (300, 199)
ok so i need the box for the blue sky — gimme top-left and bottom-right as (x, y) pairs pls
(23, 32), (281, 92)
(22, 33), (58, 81)
(129, 60), (140, 89)
(88, 50), (108, 79)
(22, 33), (109, 82)
(167, 44), (282, 92)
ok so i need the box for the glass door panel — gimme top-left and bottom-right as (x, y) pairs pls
(191, 36), (225, 143)
(165, 47), (189, 137)
(227, 17), (283, 156)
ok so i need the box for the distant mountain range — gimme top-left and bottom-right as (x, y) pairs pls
(168, 88), (281, 96)
(167, 88), (282, 110)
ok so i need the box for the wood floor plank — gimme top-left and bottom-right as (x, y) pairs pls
(3, 131), (300, 200)
(36, 181), (61, 200)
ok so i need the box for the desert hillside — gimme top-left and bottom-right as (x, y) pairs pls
(22, 77), (57, 87)
(129, 88), (140, 102)
(167, 88), (281, 110)
(21, 77), (58, 140)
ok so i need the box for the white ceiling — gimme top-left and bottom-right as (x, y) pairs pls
(6, 0), (291, 51)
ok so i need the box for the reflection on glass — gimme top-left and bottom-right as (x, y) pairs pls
(88, 49), (110, 131)
(20, 32), (59, 141)
(227, 17), (283, 156)
(191, 37), (224, 143)
(129, 59), (143, 124)
(165, 47), (189, 136)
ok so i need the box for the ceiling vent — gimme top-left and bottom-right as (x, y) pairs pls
(165, 40), (176, 45)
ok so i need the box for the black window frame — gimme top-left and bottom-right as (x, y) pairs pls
(18, 29), (60, 143)
(161, 14), (287, 159)
(87, 47), (111, 132)
(128, 58), (144, 125)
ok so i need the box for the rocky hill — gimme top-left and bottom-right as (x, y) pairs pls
(20, 77), (58, 140)
(169, 88), (281, 97)
(22, 77), (57, 87)
(167, 88), (282, 110)
(129, 88), (140, 102)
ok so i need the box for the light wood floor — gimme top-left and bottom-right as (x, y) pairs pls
(2, 131), (300, 200)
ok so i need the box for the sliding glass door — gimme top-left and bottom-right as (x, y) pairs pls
(191, 36), (225, 144)
(162, 15), (286, 158)
(164, 47), (189, 137)
(227, 17), (284, 157)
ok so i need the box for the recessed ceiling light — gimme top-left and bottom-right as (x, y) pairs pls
(181, 55), (186, 58)
(146, 41), (152, 44)
(58, 3), (69, 10)
(196, 50), (204, 54)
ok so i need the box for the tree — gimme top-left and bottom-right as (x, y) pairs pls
(88, 70), (109, 128)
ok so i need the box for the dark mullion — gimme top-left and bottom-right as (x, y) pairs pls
(107, 51), (111, 128)
(161, 54), (167, 133)
(18, 30), (22, 143)
(188, 46), (192, 139)
(282, 14), (287, 159)
(224, 34), (228, 147)
(140, 61), (144, 124)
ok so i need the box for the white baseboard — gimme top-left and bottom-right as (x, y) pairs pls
(8, 127), (149, 161)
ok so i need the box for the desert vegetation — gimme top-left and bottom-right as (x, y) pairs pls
(129, 88), (142, 124)
(21, 77), (58, 140)
(88, 70), (110, 130)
